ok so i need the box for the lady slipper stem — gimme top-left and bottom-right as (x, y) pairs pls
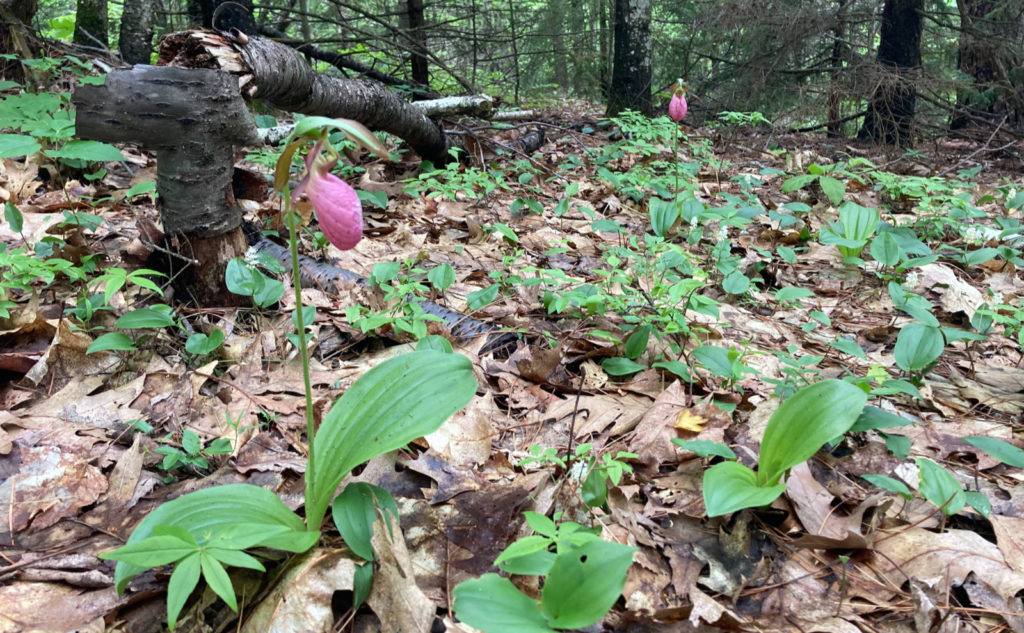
(669, 79), (687, 204)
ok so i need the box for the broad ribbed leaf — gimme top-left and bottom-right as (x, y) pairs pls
(453, 573), (555, 633)
(540, 539), (636, 629)
(703, 461), (786, 517)
(757, 380), (867, 485)
(112, 484), (314, 593)
(306, 351), (476, 528)
(916, 458), (965, 515)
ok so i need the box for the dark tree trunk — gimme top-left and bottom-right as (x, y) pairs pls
(74, 0), (108, 48)
(952, 0), (1024, 130)
(188, 0), (255, 31)
(606, 0), (652, 116)
(119, 0), (155, 64)
(827, 0), (852, 138)
(406, 0), (429, 88)
(0, 0), (38, 82)
(161, 31), (465, 163)
(858, 0), (923, 145)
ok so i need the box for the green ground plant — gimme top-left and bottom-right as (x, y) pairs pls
(99, 119), (478, 630)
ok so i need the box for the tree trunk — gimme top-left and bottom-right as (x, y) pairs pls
(405, 0), (429, 88)
(188, 0), (255, 31)
(546, 0), (568, 95)
(160, 31), (465, 163)
(952, 0), (1024, 130)
(74, 0), (108, 48)
(0, 0), (38, 82)
(827, 0), (851, 137)
(74, 66), (261, 305)
(119, 0), (155, 65)
(606, 0), (652, 116)
(857, 0), (923, 146)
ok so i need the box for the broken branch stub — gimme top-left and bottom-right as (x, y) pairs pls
(74, 65), (260, 237)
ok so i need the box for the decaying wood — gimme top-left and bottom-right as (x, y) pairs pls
(492, 109), (537, 121)
(412, 94), (493, 118)
(75, 66), (259, 236)
(160, 31), (466, 164)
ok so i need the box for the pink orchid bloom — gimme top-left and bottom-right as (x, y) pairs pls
(669, 90), (688, 122)
(293, 142), (363, 250)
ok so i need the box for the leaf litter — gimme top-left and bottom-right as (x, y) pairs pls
(2, 106), (1024, 633)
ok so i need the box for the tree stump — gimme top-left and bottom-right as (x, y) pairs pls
(74, 65), (260, 305)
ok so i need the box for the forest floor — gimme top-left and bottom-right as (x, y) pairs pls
(2, 99), (1024, 633)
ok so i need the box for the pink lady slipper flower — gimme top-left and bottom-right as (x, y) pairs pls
(669, 85), (688, 122)
(293, 142), (363, 250)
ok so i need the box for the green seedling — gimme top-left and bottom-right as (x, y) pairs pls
(452, 511), (636, 633)
(700, 379), (868, 517)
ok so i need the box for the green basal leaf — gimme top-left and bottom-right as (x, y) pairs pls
(757, 379), (867, 485)
(540, 539), (636, 629)
(601, 356), (646, 376)
(838, 202), (880, 242)
(870, 231), (901, 266)
(818, 176), (846, 205)
(829, 336), (866, 359)
(703, 460), (787, 517)
(86, 331), (135, 354)
(893, 323), (944, 372)
(963, 436), (1024, 468)
(453, 573), (556, 633)
(916, 458), (965, 515)
(112, 484), (315, 594)
(965, 491), (991, 518)
(353, 562), (374, 611)
(4, 201), (23, 232)
(114, 306), (176, 329)
(185, 329), (224, 356)
(850, 406), (913, 433)
(861, 474), (911, 499)
(306, 351), (476, 529)
(45, 140), (125, 162)
(649, 197), (679, 238)
(881, 433), (911, 459)
(672, 438), (736, 460)
(624, 324), (652, 359)
(581, 466), (609, 508)
(332, 482), (397, 562)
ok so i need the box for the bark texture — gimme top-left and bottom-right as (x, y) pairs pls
(119, 0), (155, 64)
(161, 32), (463, 163)
(75, 66), (259, 236)
(606, 0), (652, 116)
(952, 0), (1024, 130)
(74, 66), (260, 305)
(74, 0), (108, 48)
(406, 0), (429, 88)
(0, 0), (38, 82)
(858, 0), (923, 145)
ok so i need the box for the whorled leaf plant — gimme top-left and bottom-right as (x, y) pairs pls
(102, 117), (477, 629)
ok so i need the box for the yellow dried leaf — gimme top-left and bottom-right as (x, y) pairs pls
(675, 409), (707, 432)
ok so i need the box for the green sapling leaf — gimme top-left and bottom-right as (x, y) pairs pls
(757, 379), (867, 486)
